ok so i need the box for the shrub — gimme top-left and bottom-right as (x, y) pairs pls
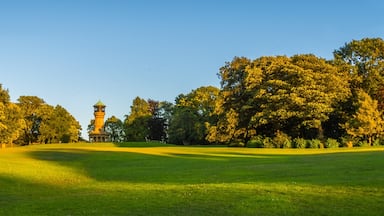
(293, 138), (307, 149)
(272, 131), (292, 148)
(357, 141), (369, 147)
(282, 139), (292, 149)
(341, 137), (355, 148)
(346, 141), (354, 148)
(308, 139), (322, 149)
(325, 138), (339, 148)
(247, 136), (264, 148)
(372, 138), (381, 146)
(263, 137), (274, 148)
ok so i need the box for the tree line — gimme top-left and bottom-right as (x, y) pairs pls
(2, 37), (384, 148)
(0, 90), (81, 146)
(107, 37), (384, 147)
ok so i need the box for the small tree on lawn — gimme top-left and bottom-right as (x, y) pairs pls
(343, 89), (384, 146)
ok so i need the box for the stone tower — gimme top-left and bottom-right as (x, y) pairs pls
(89, 100), (109, 142)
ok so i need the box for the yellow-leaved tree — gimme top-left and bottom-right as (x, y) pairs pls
(343, 89), (384, 146)
(0, 85), (24, 146)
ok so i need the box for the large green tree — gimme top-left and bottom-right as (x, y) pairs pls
(17, 96), (45, 145)
(36, 104), (55, 143)
(169, 86), (219, 145)
(39, 105), (81, 143)
(124, 97), (151, 141)
(207, 57), (254, 144)
(334, 38), (384, 110)
(104, 116), (124, 142)
(343, 89), (384, 146)
(147, 99), (167, 141)
(0, 85), (24, 146)
(209, 54), (351, 144)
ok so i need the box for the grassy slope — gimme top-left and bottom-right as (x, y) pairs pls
(0, 143), (383, 216)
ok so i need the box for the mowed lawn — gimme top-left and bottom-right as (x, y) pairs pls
(1, 143), (384, 216)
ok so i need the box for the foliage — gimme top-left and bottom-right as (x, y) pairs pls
(357, 141), (370, 147)
(124, 97), (151, 141)
(262, 137), (274, 148)
(0, 84), (10, 104)
(293, 138), (307, 149)
(104, 116), (124, 142)
(207, 57), (255, 144)
(209, 54), (350, 144)
(17, 96), (46, 145)
(272, 131), (291, 148)
(124, 97), (151, 125)
(170, 86), (219, 145)
(343, 89), (384, 146)
(325, 138), (339, 148)
(38, 105), (81, 143)
(147, 99), (167, 141)
(168, 107), (202, 145)
(334, 37), (384, 107)
(0, 85), (24, 145)
(307, 139), (322, 149)
(373, 138), (381, 146)
(341, 136), (355, 148)
(0, 85), (81, 145)
(247, 135), (264, 148)
(148, 117), (166, 141)
(124, 97), (167, 142)
(4, 38), (384, 147)
(87, 119), (95, 134)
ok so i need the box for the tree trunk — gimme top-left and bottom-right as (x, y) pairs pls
(317, 124), (324, 140)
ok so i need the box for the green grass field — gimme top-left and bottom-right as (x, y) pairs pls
(1, 143), (384, 215)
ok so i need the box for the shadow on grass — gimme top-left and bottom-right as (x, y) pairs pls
(26, 148), (384, 187)
(114, 142), (173, 148)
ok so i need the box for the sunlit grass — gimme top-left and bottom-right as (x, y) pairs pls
(1, 143), (384, 215)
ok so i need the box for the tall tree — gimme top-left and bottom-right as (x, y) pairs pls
(1, 103), (24, 146)
(334, 38), (384, 110)
(36, 104), (55, 143)
(17, 96), (45, 145)
(158, 101), (174, 126)
(87, 119), (95, 135)
(124, 97), (151, 141)
(39, 105), (81, 143)
(208, 57), (254, 144)
(104, 116), (124, 142)
(168, 106), (202, 145)
(343, 89), (384, 146)
(0, 85), (24, 146)
(147, 99), (167, 141)
(0, 84), (10, 104)
(0, 85), (9, 131)
(170, 86), (219, 145)
(209, 54), (351, 144)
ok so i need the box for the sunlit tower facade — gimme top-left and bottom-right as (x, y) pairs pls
(89, 100), (109, 142)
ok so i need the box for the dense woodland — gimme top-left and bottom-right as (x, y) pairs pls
(2, 38), (384, 147)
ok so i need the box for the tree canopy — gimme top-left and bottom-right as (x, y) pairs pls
(118, 37), (384, 147)
(2, 37), (384, 148)
(0, 87), (81, 146)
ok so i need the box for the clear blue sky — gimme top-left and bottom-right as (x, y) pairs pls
(1, 0), (383, 138)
